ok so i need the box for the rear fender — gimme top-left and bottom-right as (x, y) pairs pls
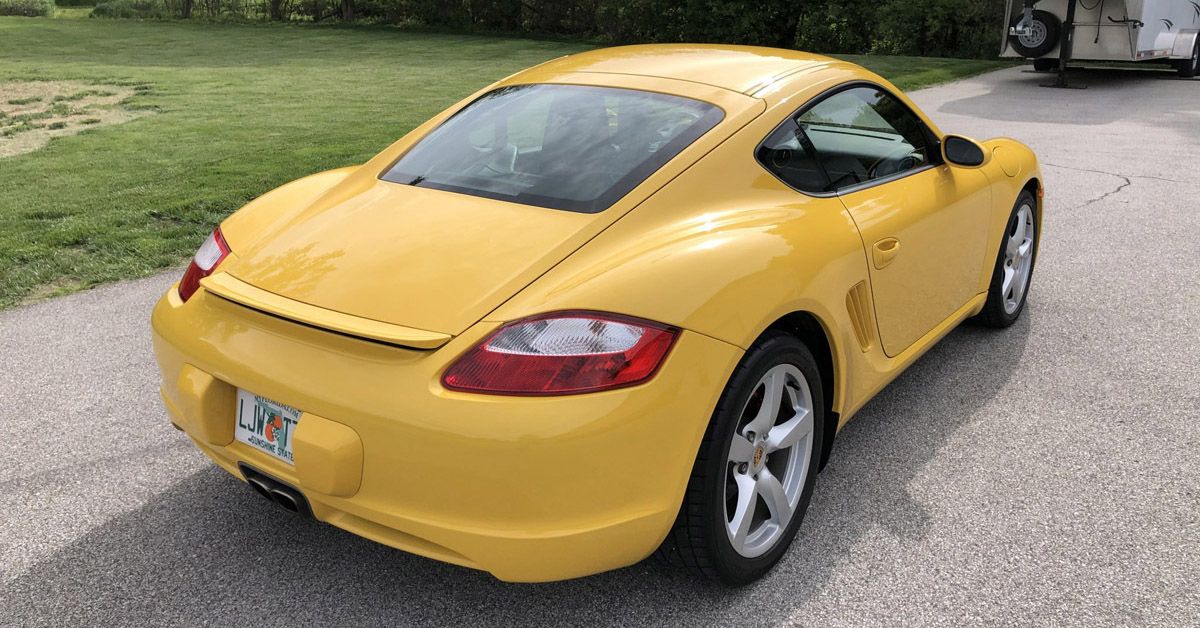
(220, 166), (359, 252)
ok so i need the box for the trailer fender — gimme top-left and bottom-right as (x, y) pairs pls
(1170, 30), (1199, 60)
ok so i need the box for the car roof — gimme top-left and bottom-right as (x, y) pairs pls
(519, 44), (848, 97)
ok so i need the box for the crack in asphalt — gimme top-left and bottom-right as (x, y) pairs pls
(1043, 162), (1188, 185)
(1080, 175), (1132, 210)
(1044, 162), (1134, 212)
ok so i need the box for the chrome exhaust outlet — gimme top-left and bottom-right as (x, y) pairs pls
(246, 477), (274, 500)
(238, 463), (313, 519)
(270, 489), (301, 513)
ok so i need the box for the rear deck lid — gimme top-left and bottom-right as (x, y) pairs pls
(221, 180), (600, 337)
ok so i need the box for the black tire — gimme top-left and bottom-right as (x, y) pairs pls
(976, 190), (1039, 328)
(656, 332), (824, 585)
(1009, 10), (1061, 58)
(1032, 58), (1058, 73)
(1178, 40), (1199, 78)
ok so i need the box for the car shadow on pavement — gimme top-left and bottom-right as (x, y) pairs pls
(2, 317), (1030, 626)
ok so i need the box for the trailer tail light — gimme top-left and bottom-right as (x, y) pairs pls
(178, 228), (230, 303)
(442, 312), (679, 395)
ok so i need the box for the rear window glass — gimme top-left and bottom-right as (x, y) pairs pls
(380, 84), (724, 213)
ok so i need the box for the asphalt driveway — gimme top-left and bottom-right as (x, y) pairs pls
(1, 66), (1197, 626)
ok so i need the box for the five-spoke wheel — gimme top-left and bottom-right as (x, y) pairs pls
(978, 189), (1040, 327)
(1002, 201), (1036, 315)
(724, 364), (814, 558)
(657, 332), (824, 585)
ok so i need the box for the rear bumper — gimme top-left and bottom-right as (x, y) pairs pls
(151, 285), (742, 582)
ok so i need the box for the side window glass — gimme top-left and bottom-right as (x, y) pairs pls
(796, 86), (932, 190)
(755, 120), (830, 194)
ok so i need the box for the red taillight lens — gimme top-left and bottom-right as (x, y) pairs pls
(178, 228), (230, 302)
(442, 312), (679, 396)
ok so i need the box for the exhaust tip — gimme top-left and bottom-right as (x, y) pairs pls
(238, 463), (314, 519)
(271, 490), (301, 513)
(247, 477), (274, 500)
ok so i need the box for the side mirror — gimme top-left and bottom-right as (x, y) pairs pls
(942, 135), (987, 168)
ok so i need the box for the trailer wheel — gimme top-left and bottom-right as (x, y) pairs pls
(1032, 59), (1058, 73)
(1178, 40), (1199, 79)
(1008, 10), (1061, 59)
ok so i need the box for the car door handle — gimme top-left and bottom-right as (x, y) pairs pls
(872, 238), (901, 269)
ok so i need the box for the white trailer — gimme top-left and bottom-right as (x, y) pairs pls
(1003, 0), (1200, 78)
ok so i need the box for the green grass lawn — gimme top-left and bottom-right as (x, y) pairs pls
(0, 17), (1010, 308)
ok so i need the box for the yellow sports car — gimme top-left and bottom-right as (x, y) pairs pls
(152, 45), (1042, 585)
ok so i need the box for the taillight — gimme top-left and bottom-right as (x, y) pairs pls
(442, 312), (679, 396)
(178, 228), (230, 302)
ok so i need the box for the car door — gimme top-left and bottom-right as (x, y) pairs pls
(796, 85), (991, 357)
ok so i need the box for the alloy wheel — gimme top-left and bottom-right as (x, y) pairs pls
(1002, 202), (1036, 314)
(723, 364), (814, 558)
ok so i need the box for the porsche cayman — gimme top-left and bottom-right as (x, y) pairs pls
(152, 45), (1043, 585)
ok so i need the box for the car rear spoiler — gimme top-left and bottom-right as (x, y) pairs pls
(200, 272), (452, 350)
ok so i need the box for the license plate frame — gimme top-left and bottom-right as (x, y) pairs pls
(234, 389), (302, 464)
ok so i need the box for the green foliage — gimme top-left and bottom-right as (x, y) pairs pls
(63, 0), (1009, 59)
(0, 0), (55, 17)
(90, 0), (166, 18)
(870, 0), (1005, 58)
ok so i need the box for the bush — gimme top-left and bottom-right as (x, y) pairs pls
(90, 0), (165, 17)
(0, 0), (55, 17)
(73, 0), (1009, 60)
(869, 0), (1005, 57)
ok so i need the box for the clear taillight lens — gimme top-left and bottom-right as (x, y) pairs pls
(178, 228), (230, 302)
(442, 312), (679, 395)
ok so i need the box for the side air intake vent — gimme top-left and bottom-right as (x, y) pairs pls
(845, 281), (877, 352)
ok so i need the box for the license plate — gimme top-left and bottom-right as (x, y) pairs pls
(235, 389), (302, 464)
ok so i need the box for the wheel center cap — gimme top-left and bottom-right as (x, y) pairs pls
(753, 444), (765, 469)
